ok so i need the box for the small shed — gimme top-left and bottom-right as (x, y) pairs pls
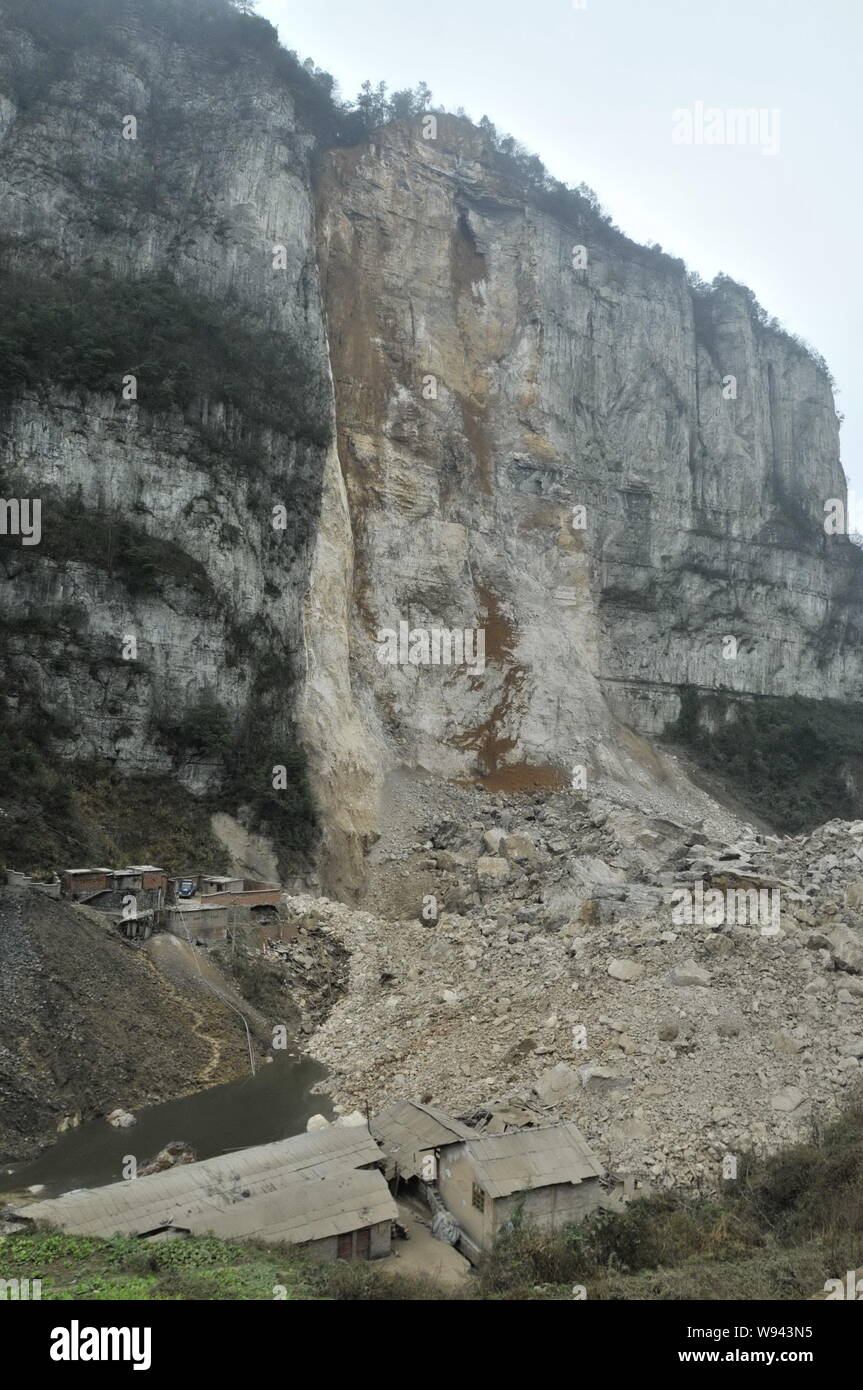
(200, 874), (245, 895)
(210, 1166), (396, 1260)
(124, 865), (169, 894)
(371, 1099), (474, 1182)
(163, 902), (230, 943)
(61, 868), (115, 899)
(113, 868), (143, 892)
(436, 1122), (606, 1263)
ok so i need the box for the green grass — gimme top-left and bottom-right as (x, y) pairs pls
(0, 1230), (435, 1301)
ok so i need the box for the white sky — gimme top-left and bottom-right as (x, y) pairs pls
(256, 0), (861, 501)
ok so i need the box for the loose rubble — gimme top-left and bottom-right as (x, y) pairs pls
(297, 779), (863, 1190)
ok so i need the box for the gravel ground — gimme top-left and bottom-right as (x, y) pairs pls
(302, 772), (863, 1189)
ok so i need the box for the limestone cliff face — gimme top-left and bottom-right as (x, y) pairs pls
(316, 117), (863, 815)
(0, 2), (372, 886)
(2, 6), (861, 897)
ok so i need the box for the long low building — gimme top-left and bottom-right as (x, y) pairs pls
(12, 1127), (396, 1262)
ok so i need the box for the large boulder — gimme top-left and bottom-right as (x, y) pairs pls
(476, 856), (510, 889)
(105, 1108), (136, 1129)
(139, 1141), (196, 1176)
(534, 1062), (580, 1106)
(501, 834), (537, 864)
(482, 829), (506, 855)
(770, 1086), (806, 1113)
(830, 924), (863, 973)
(608, 958), (645, 982)
(670, 960), (712, 987)
(578, 1064), (631, 1094)
(335, 1111), (367, 1127)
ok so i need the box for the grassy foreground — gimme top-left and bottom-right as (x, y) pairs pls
(3, 1098), (862, 1301)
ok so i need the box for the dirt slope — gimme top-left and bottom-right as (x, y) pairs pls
(0, 885), (258, 1161)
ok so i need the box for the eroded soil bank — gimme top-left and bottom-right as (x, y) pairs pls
(0, 885), (345, 1166)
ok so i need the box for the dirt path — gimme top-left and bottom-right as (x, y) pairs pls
(387, 1198), (472, 1286)
(135, 947), (224, 1085)
(145, 934), (268, 1079)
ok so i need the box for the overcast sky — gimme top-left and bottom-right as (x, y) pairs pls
(257, 0), (861, 504)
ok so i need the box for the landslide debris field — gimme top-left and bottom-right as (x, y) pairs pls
(304, 775), (863, 1189)
(6, 766), (863, 1193)
(3, 1102), (863, 1300)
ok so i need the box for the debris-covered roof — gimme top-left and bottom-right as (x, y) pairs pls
(205, 1166), (395, 1244)
(460, 1122), (604, 1199)
(14, 1126), (388, 1242)
(371, 1099), (474, 1179)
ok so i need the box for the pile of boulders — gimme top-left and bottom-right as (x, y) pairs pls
(302, 787), (863, 1190)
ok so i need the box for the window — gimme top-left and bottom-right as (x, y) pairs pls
(471, 1183), (485, 1212)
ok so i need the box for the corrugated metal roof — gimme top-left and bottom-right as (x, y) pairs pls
(371, 1100), (474, 1179)
(14, 1126), (389, 1242)
(461, 1122), (604, 1199)
(206, 1168), (396, 1243)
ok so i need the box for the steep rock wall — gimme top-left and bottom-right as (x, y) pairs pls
(316, 117), (863, 815)
(0, 2), (370, 887)
(2, 6), (861, 897)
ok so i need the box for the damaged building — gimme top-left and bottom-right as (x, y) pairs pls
(372, 1100), (606, 1263)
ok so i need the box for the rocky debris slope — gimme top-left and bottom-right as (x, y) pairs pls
(304, 781), (863, 1189)
(211, 918), (348, 1039)
(0, 886), (257, 1163)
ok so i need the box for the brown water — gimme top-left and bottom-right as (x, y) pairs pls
(0, 1052), (332, 1200)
